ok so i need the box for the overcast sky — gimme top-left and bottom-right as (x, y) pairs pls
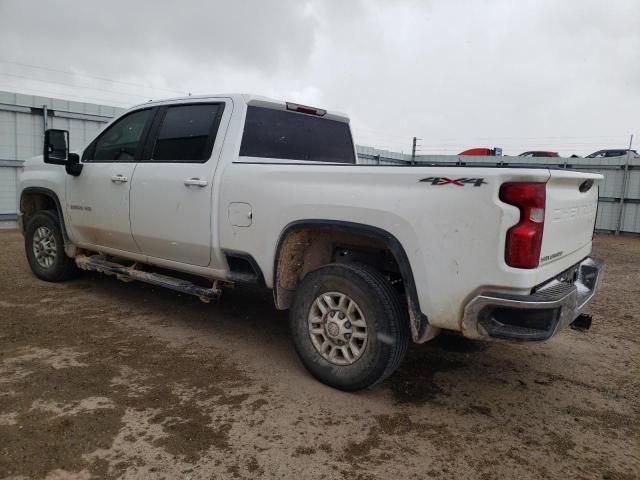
(0, 0), (638, 155)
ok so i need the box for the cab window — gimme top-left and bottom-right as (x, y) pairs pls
(88, 109), (154, 162)
(240, 106), (356, 163)
(150, 104), (224, 162)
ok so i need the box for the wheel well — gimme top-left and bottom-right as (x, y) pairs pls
(274, 227), (402, 310)
(274, 221), (434, 343)
(20, 191), (59, 231)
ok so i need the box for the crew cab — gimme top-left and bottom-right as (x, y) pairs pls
(18, 94), (604, 390)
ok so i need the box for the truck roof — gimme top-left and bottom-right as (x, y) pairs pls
(130, 94), (350, 123)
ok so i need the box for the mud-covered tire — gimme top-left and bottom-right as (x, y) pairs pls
(25, 211), (79, 282)
(290, 263), (409, 391)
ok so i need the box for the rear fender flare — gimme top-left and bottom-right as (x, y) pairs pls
(274, 220), (433, 342)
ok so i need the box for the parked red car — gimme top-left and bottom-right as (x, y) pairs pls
(458, 148), (500, 156)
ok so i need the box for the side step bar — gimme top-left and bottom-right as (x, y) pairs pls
(75, 255), (221, 302)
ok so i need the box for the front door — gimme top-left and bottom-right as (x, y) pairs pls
(65, 108), (155, 253)
(129, 101), (229, 266)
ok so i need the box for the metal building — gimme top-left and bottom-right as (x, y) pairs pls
(0, 90), (124, 228)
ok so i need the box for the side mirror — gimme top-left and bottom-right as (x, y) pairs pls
(43, 129), (82, 176)
(44, 129), (70, 165)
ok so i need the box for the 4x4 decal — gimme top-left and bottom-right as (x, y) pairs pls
(419, 177), (487, 187)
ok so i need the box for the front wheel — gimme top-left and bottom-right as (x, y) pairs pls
(289, 263), (409, 391)
(25, 211), (79, 282)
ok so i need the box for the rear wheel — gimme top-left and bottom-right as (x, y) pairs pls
(25, 211), (79, 282)
(290, 263), (409, 391)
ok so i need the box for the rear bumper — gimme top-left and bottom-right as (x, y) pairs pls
(462, 256), (604, 341)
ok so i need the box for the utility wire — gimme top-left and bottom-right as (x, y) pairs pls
(0, 82), (136, 106)
(0, 72), (155, 100)
(0, 59), (186, 95)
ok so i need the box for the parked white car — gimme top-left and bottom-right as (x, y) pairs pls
(585, 149), (638, 158)
(19, 94), (604, 390)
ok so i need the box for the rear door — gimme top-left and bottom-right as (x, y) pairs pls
(129, 101), (230, 266)
(540, 169), (602, 266)
(65, 108), (155, 252)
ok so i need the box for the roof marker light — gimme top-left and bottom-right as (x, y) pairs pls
(286, 102), (326, 116)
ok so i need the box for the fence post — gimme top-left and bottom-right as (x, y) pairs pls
(615, 135), (634, 235)
(615, 161), (629, 234)
(616, 162), (629, 235)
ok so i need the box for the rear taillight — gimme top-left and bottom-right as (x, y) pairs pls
(500, 182), (546, 269)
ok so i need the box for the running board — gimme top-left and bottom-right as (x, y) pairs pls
(75, 255), (221, 302)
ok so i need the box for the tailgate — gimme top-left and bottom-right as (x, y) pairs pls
(540, 170), (602, 267)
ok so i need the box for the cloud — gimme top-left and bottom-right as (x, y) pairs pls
(0, 0), (638, 155)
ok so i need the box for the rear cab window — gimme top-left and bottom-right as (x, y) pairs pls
(240, 106), (355, 164)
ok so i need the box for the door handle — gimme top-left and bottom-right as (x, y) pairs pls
(111, 174), (128, 183)
(184, 178), (208, 187)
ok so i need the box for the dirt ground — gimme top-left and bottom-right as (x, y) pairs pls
(0, 230), (638, 480)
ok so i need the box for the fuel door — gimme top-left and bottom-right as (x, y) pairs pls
(228, 202), (253, 227)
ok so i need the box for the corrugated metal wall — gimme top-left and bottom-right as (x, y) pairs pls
(0, 90), (124, 228)
(0, 163), (18, 229)
(356, 146), (640, 234)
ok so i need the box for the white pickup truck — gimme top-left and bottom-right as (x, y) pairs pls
(18, 94), (604, 390)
